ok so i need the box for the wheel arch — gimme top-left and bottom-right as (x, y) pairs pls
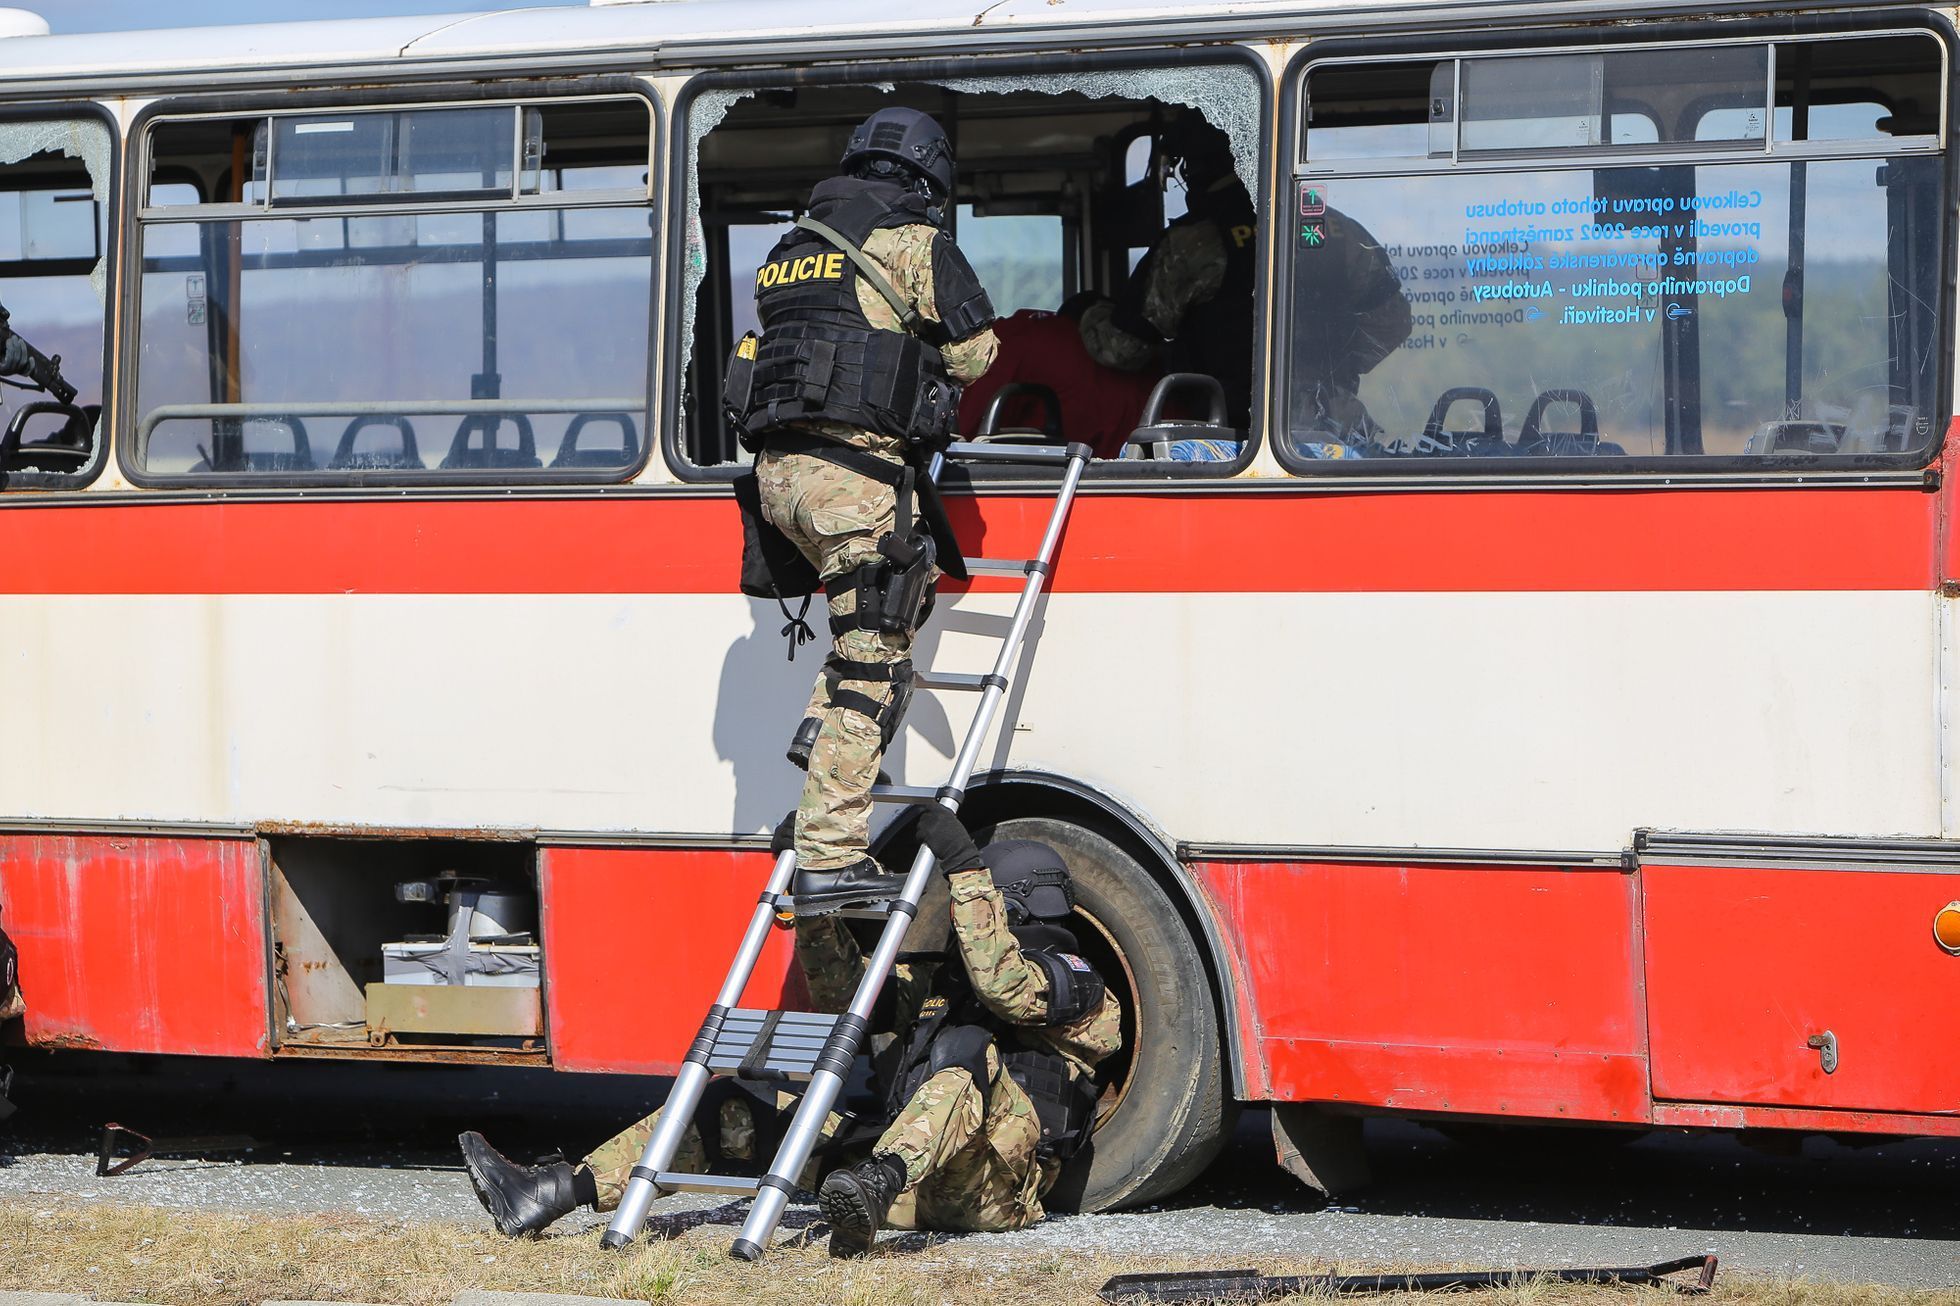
(956, 767), (1250, 1100)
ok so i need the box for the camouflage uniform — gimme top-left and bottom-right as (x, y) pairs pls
(1078, 217), (1232, 375)
(579, 864), (1121, 1232)
(802, 862), (1122, 1231)
(1079, 174), (1258, 426)
(756, 224), (997, 874)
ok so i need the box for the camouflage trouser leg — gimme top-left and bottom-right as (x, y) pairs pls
(755, 445), (912, 872)
(580, 1090), (840, 1213)
(874, 1048), (1047, 1234)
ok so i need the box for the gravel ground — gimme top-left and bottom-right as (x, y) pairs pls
(1, 1051), (1955, 1288)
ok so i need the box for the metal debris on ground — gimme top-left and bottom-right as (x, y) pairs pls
(1098, 1254), (1720, 1303)
(95, 1123), (257, 1177)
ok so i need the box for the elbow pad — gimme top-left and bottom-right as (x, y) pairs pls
(1023, 948), (1106, 1027)
(931, 235), (997, 342)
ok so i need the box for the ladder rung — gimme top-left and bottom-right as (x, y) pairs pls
(773, 897), (899, 920)
(704, 1008), (839, 1080)
(656, 1172), (760, 1197)
(965, 557), (1035, 575)
(913, 670), (1000, 692)
(868, 784), (947, 804)
(945, 440), (1086, 465)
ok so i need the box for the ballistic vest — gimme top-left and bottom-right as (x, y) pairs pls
(885, 923), (1106, 1162)
(746, 177), (959, 448)
(1164, 181), (1258, 428)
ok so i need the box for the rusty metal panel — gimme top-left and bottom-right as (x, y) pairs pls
(364, 982), (540, 1037)
(0, 834), (270, 1056)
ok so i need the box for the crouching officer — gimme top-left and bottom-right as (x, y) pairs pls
(726, 107), (999, 914)
(455, 811), (1120, 1252)
(814, 808), (1120, 1253)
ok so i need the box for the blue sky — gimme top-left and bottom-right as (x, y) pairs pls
(37, 0), (583, 34)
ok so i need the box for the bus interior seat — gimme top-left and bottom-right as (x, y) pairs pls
(973, 383), (1062, 446)
(442, 413), (540, 470)
(1744, 419), (1847, 455)
(1517, 389), (1623, 456)
(1419, 387), (1507, 456)
(1123, 373), (1236, 460)
(330, 415), (421, 470)
(551, 412), (639, 468)
(222, 415), (312, 472)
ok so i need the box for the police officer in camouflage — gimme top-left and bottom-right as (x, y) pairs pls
(740, 107), (999, 914)
(1080, 112), (1258, 428)
(457, 811), (1121, 1256)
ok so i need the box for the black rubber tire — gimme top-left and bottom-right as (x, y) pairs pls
(975, 815), (1235, 1212)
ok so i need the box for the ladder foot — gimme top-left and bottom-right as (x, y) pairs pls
(600, 1229), (633, 1251)
(729, 1237), (765, 1262)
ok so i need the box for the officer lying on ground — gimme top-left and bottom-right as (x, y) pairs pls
(459, 810), (1121, 1255)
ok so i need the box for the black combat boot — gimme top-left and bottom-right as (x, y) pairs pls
(458, 1131), (582, 1237)
(792, 856), (906, 914)
(818, 1152), (909, 1257)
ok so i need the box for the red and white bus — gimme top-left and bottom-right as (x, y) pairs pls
(0, 0), (1954, 1213)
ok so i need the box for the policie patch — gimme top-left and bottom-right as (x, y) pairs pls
(756, 251), (847, 292)
(919, 996), (950, 1017)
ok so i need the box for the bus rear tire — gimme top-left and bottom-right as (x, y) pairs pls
(975, 815), (1234, 1213)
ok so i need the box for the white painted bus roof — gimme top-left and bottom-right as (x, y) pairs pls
(0, 0), (1815, 85)
(0, 0), (1307, 84)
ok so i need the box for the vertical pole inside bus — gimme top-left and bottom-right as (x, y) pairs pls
(1784, 47), (1811, 422)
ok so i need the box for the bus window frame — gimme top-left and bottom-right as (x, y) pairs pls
(661, 45), (1274, 487)
(0, 99), (119, 494)
(117, 76), (663, 493)
(1275, 12), (1956, 484)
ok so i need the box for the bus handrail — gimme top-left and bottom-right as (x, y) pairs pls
(138, 398), (646, 448)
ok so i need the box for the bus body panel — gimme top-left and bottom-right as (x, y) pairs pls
(540, 845), (807, 1075)
(0, 488), (1939, 852)
(1643, 862), (1960, 1115)
(1195, 858), (1651, 1122)
(0, 833), (269, 1057)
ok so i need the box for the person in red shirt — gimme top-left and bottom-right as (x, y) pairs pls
(958, 295), (1158, 459)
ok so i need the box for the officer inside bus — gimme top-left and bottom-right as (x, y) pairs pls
(1078, 111), (1257, 433)
(0, 307), (32, 379)
(459, 812), (1121, 1256)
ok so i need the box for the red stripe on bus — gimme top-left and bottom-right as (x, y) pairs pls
(0, 482), (1933, 594)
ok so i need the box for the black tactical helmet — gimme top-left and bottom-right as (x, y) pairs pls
(982, 839), (1075, 926)
(1161, 111), (1236, 194)
(841, 107), (956, 200)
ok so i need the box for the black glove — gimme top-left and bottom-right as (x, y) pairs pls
(916, 808), (984, 875)
(770, 811), (797, 857)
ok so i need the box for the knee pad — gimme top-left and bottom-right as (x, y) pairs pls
(925, 1024), (996, 1117)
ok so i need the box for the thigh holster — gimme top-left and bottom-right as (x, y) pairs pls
(825, 529), (937, 640)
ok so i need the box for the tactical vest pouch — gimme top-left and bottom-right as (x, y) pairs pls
(724, 333), (763, 454)
(856, 331), (958, 450)
(1001, 1047), (1098, 1160)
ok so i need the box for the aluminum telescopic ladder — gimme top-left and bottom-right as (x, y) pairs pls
(601, 438), (1093, 1260)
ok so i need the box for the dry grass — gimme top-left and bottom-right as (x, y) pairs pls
(0, 1199), (1952, 1306)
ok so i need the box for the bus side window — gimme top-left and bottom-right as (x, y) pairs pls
(133, 97), (656, 483)
(679, 71), (1262, 471)
(1285, 33), (1946, 470)
(0, 115), (113, 486)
